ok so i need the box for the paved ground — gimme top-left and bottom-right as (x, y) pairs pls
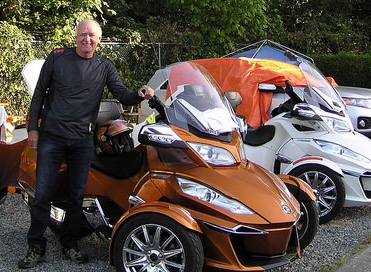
(334, 243), (371, 272)
(1, 193), (371, 271)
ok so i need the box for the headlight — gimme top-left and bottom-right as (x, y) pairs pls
(343, 97), (371, 109)
(314, 139), (371, 165)
(188, 142), (236, 165)
(177, 177), (254, 214)
(321, 116), (352, 132)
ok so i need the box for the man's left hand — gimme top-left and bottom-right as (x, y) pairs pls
(138, 85), (154, 100)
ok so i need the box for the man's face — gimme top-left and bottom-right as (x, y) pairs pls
(75, 21), (101, 58)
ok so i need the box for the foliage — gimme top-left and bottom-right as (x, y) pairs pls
(103, 0), (270, 57)
(1, 0), (371, 116)
(98, 42), (156, 99)
(266, 0), (371, 54)
(313, 52), (371, 88)
(166, 0), (268, 52)
(0, 22), (35, 116)
(1, 0), (112, 45)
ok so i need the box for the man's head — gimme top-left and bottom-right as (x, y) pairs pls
(75, 19), (102, 58)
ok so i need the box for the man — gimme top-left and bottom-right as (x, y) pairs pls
(18, 19), (154, 269)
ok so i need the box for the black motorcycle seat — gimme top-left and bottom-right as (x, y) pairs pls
(244, 125), (276, 146)
(91, 150), (142, 179)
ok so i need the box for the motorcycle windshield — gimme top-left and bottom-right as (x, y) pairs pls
(299, 62), (346, 115)
(164, 62), (238, 136)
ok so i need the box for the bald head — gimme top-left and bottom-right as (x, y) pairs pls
(75, 19), (102, 58)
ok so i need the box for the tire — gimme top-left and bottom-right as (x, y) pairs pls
(289, 164), (345, 224)
(0, 188), (7, 205)
(113, 213), (204, 272)
(297, 200), (318, 250)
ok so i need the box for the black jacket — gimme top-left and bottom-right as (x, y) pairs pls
(28, 48), (143, 139)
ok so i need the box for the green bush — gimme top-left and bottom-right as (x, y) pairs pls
(313, 52), (371, 88)
(0, 22), (35, 116)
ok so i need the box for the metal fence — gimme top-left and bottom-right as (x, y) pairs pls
(31, 41), (178, 71)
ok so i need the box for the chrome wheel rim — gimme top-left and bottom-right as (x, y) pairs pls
(123, 224), (186, 272)
(298, 171), (337, 218)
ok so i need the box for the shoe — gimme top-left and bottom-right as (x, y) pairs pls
(61, 247), (89, 264)
(18, 245), (46, 269)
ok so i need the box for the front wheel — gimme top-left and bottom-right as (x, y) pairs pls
(289, 164), (345, 224)
(113, 213), (204, 272)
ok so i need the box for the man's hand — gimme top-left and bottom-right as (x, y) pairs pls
(28, 130), (39, 148)
(138, 85), (154, 100)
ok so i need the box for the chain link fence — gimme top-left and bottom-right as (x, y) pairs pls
(31, 41), (178, 75)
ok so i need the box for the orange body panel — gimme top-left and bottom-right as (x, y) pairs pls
(0, 139), (28, 188)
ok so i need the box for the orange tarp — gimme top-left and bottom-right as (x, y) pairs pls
(191, 58), (307, 128)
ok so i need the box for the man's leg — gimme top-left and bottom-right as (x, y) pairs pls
(19, 134), (65, 269)
(59, 138), (94, 264)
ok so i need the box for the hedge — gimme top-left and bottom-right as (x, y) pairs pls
(313, 53), (371, 88)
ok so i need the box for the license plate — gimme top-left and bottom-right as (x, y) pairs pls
(22, 191), (29, 203)
(50, 205), (65, 223)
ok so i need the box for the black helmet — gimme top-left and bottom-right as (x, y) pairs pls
(96, 119), (134, 154)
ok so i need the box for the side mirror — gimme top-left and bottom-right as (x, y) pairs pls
(291, 104), (322, 120)
(258, 83), (277, 92)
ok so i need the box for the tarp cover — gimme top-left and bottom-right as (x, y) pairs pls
(191, 58), (307, 127)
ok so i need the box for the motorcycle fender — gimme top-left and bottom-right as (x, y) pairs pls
(111, 201), (202, 239)
(113, 202), (202, 234)
(109, 202), (202, 262)
(278, 174), (316, 201)
(282, 156), (343, 177)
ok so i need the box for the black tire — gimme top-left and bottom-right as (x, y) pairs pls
(289, 164), (345, 224)
(113, 213), (204, 272)
(297, 200), (318, 250)
(0, 188), (7, 205)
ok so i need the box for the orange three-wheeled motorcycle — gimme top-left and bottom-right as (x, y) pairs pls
(3, 61), (318, 271)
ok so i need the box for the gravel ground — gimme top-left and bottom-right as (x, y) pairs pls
(1, 193), (370, 272)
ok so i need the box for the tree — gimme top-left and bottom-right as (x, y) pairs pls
(0, 0), (114, 115)
(163, 0), (269, 54)
(103, 0), (271, 58)
(267, 0), (371, 54)
(0, 22), (34, 116)
(1, 0), (112, 45)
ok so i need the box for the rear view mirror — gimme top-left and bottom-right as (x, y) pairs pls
(258, 83), (277, 92)
(291, 103), (322, 120)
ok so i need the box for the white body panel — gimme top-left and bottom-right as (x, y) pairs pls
(245, 107), (371, 207)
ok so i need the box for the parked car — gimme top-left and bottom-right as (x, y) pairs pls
(335, 85), (371, 138)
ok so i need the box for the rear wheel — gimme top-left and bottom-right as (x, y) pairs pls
(289, 164), (345, 224)
(113, 213), (204, 272)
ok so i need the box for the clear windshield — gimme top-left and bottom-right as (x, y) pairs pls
(164, 62), (238, 136)
(298, 62), (346, 114)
